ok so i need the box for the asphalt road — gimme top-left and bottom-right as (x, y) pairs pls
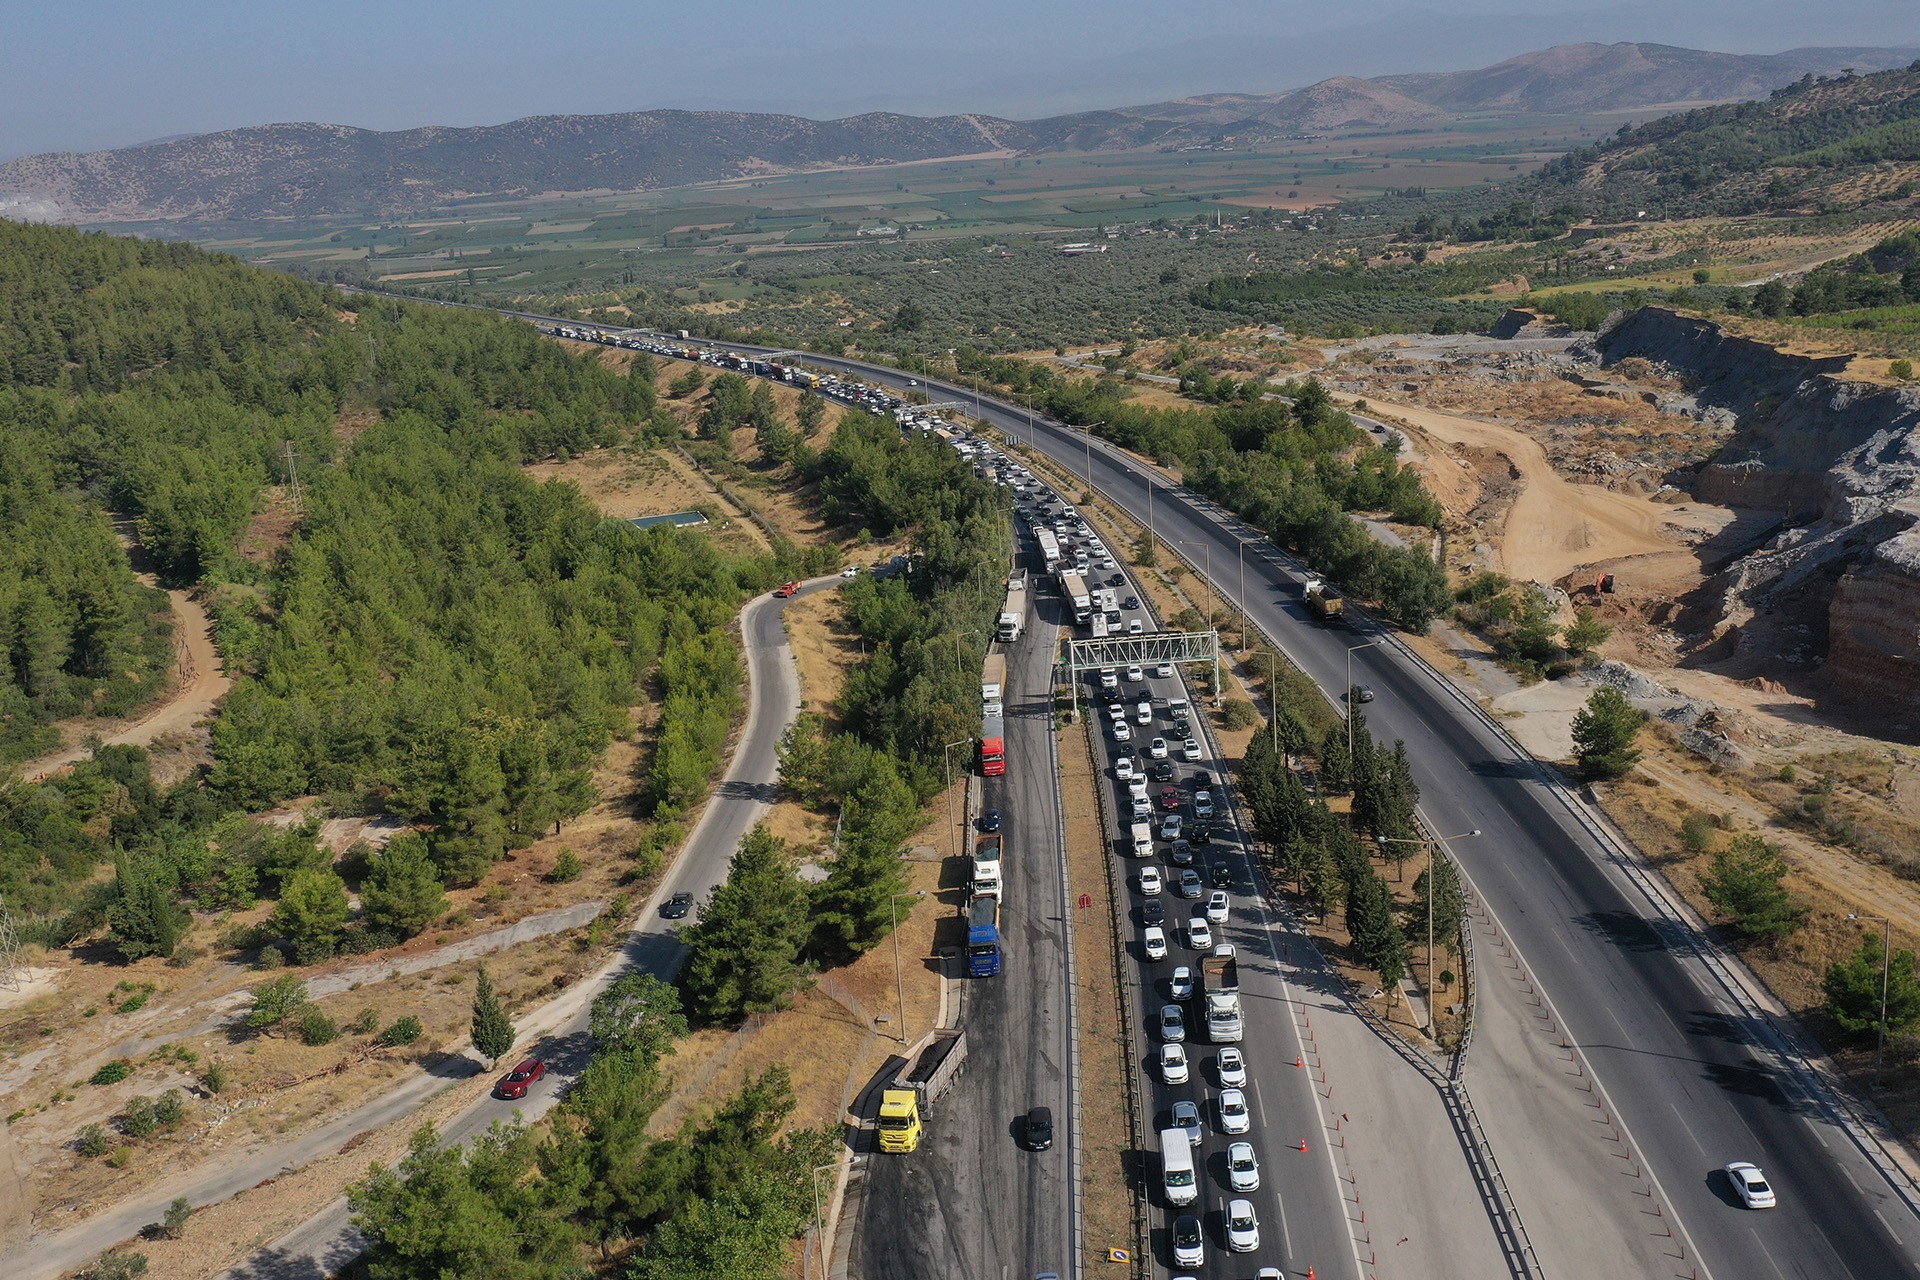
(1066, 534), (1358, 1280)
(161, 577), (822, 1280)
(849, 526), (1076, 1279)
(622, 330), (1920, 1279)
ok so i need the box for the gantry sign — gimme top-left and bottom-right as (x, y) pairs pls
(1060, 630), (1221, 719)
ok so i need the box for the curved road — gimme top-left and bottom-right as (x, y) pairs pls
(7, 576), (824, 1280)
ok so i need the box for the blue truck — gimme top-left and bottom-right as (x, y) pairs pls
(967, 892), (1002, 977)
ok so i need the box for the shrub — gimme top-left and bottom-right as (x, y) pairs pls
(91, 1060), (133, 1086)
(549, 849), (584, 883)
(1222, 699), (1259, 730)
(244, 975), (309, 1031)
(297, 1009), (339, 1046)
(377, 1015), (424, 1048)
(1777, 763), (1798, 783)
(351, 1007), (381, 1035)
(107, 1147), (133, 1169)
(199, 1061), (227, 1095)
(77, 1123), (110, 1157)
(119, 1096), (157, 1139)
(152, 1090), (185, 1129)
(1893, 359), (1914, 382)
(1679, 811), (1716, 854)
(89, 1247), (147, 1279)
(161, 1197), (193, 1240)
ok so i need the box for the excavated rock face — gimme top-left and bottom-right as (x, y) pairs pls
(1592, 308), (1920, 712)
(1830, 528), (1920, 715)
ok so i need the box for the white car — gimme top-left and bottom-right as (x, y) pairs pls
(1112, 721), (1132, 744)
(1160, 1042), (1190, 1084)
(1136, 702), (1153, 725)
(1218, 1088), (1251, 1135)
(1148, 737), (1169, 760)
(1169, 965), (1195, 1000)
(1227, 1141), (1260, 1191)
(1128, 777), (1149, 802)
(1724, 1161), (1776, 1209)
(1226, 1198), (1260, 1252)
(1139, 866), (1163, 896)
(1143, 926), (1168, 961)
(1101, 557), (1117, 570)
(1159, 1004), (1187, 1043)
(1126, 664), (1144, 682)
(1205, 891), (1230, 926)
(840, 564), (861, 577)
(1106, 701), (1126, 721)
(1114, 756), (1135, 781)
(1128, 619), (1144, 635)
(1181, 738), (1202, 761)
(1187, 917), (1213, 949)
(1216, 1047), (1247, 1087)
(1156, 662), (1174, 677)
(1171, 1213), (1204, 1269)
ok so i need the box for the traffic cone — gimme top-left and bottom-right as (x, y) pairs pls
(1307, 1268), (1316, 1280)
(1295, 1054), (1304, 1068)
(1298, 1138), (1309, 1152)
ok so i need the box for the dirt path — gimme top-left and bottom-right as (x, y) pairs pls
(19, 586), (230, 782)
(1358, 396), (1709, 583)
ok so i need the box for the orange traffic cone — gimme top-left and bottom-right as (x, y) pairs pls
(1298, 1138), (1309, 1152)
(1307, 1268), (1316, 1280)
(1295, 1054), (1304, 1068)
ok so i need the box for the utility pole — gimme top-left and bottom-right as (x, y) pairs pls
(1849, 913), (1894, 1084)
(283, 441), (302, 518)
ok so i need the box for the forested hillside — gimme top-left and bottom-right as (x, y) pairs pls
(0, 220), (789, 958)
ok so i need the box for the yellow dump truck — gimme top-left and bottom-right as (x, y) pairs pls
(876, 1029), (967, 1153)
(1303, 577), (1344, 622)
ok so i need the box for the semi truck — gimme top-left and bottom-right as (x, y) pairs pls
(1131, 820), (1155, 858)
(980, 708), (1006, 777)
(972, 834), (1003, 897)
(1061, 573), (1093, 626)
(1201, 945), (1243, 1043)
(876, 1029), (968, 1153)
(998, 572), (1029, 643)
(1303, 577), (1344, 622)
(968, 892), (1002, 977)
(982, 653), (1008, 706)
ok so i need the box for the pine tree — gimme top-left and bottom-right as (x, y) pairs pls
(1410, 853), (1466, 951)
(680, 825), (813, 1023)
(271, 868), (350, 964)
(1571, 686), (1646, 780)
(1345, 870), (1409, 987)
(1701, 835), (1806, 940)
(471, 965), (515, 1065)
(106, 855), (189, 961)
(1825, 937), (1920, 1038)
(1318, 726), (1351, 793)
(359, 833), (448, 940)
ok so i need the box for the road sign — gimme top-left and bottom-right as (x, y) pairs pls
(1107, 1247), (1130, 1262)
(1078, 893), (1093, 910)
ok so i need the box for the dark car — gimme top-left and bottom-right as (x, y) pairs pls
(1192, 770), (1214, 791)
(660, 891), (695, 919)
(1141, 898), (1166, 927)
(1109, 573), (1125, 587)
(1350, 684), (1376, 703)
(1168, 839), (1194, 867)
(1189, 822), (1212, 847)
(1172, 718), (1190, 737)
(1211, 862), (1235, 889)
(1025, 1106), (1054, 1151)
(495, 1058), (546, 1100)
(979, 809), (1002, 833)
(1152, 760), (1174, 782)
(1123, 595), (1140, 610)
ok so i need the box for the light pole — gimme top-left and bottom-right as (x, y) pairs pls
(1079, 421), (1106, 498)
(1380, 829), (1478, 1031)
(891, 889), (927, 1044)
(1346, 639), (1382, 761)
(1848, 912), (1893, 1083)
(1235, 536), (1262, 629)
(809, 1161), (838, 1279)
(1263, 649), (1279, 755)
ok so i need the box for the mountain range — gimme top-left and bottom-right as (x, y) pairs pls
(1, 41), (1913, 225)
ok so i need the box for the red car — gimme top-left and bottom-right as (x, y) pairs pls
(773, 582), (800, 598)
(1159, 786), (1183, 811)
(495, 1058), (546, 1100)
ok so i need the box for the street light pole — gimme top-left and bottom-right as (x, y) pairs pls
(1078, 421), (1105, 499)
(1345, 639), (1382, 760)
(942, 739), (970, 867)
(1849, 912), (1893, 1083)
(1381, 829), (1479, 1032)
(809, 1161), (838, 1280)
(890, 889), (927, 1044)
(1177, 539), (1214, 626)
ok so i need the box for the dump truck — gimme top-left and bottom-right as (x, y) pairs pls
(1202, 945), (1243, 1043)
(1303, 577), (1344, 622)
(998, 572), (1029, 643)
(982, 653), (1008, 705)
(876, 1029), (968, 1153)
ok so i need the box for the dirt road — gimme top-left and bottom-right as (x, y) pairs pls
(1360, 396), (1702, 584)
(17, 587), (230, 783)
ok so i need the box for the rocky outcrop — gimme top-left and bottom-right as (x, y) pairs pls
(1830, 528), (1920, 716)
(1590, 307), (1920, 712)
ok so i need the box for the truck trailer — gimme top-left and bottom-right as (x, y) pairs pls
(1061, 573), (1093, 626)
(998, 572), (1029, 643)
(876, 1029), (968, 1152)
(1201, 945), (1243, 1042)
(967, 893), (1002, 977)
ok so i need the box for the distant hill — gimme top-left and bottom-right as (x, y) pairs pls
(1377, 42), (1917, 114)
(1514, 61), (1920, 219)
(3, 41), (1914, 224)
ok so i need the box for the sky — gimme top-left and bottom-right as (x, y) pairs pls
(3, 0), (1917, 160)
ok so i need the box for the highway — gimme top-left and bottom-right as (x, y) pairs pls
(1066, 520), (1361, 1279)
(382, 301), (1920, 1276)
(850, 519), (1077, 1278)
(178, 577), (826, 1280)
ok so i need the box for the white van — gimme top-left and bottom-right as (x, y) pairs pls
(1160, 1128), (1198, 1205)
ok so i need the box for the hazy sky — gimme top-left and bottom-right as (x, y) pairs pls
(3, 0), (1916, 159)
